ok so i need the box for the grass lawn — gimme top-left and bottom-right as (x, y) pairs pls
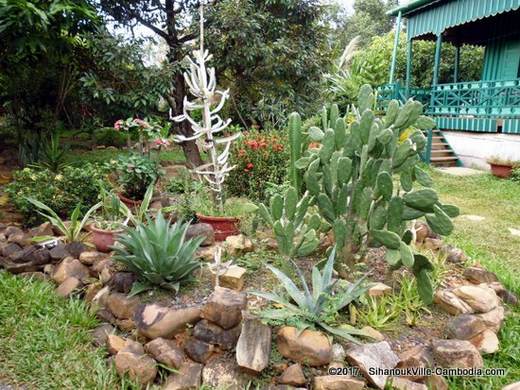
(428, 168), (520, 388)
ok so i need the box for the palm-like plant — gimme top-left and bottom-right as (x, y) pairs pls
(250, 248), (369, 342)
(27, 197), (101, 243)
(112, 212), (203, 296)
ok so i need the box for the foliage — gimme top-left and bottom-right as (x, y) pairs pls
(93, 127), (127, 147)
(250, 248), (369, 342)
(296, 85), (459, 303)
(26, 197), (101, 243)
(93, 189), (128, 230)
(257, 187), (320, 259)
(119, 183), (155, 226)
(6, 164), (105, 226)
(30, 132), (69, 172)
(227, 129), (289, 202)
(203, 0), (332, 127)
(511, 166), (520, 183)
(288, 113), (305, 195)
(107, 153), (160, 200)
(112, 213), (203, 296)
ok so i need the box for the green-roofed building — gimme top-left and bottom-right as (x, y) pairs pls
(381, 0), (520, 168)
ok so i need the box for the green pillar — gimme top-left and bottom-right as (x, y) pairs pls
(405, 38), (413, 98)
(453, 44), (460, 83)
(432, 33), (443, 85)
(389, 11), (402, 84)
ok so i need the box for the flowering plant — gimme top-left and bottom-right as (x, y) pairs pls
(227, 130), (289, 202)
(114, 117), (171, 153)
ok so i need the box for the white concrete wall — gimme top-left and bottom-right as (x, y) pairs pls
(442, 131), (520, 170)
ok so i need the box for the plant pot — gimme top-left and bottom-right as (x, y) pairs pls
(196, 213), (239, 241)
(117, 192), (142, 208)
(489, 163), (513, 178)
(90, 224), (124, 253)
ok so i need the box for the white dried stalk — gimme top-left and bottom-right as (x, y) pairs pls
(208, 246), (233, 288)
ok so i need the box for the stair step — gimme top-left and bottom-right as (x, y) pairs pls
(431, 156), (458, 162)
(431, 149), (454, 154)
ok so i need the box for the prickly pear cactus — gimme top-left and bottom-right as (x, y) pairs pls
(257, 187), (320, 258)
(295, 84), (458, 304)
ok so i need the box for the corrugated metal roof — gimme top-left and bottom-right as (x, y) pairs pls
(391, 0), (520, 39)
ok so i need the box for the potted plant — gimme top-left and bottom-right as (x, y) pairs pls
(172, 5), (242, 240)
(487, 156), (517, 178)
(90, 189), (128, 252)
(108, 153), (161, 206)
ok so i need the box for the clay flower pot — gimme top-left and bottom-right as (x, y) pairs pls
(90, 224), (124, 253)
(117, 192), (142, 208)
(489, 163), (513, 179)
(196, 213), (239, 241)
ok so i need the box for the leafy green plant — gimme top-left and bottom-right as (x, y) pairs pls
(107, 153), (160, 200)
(33, 133), (69, 172)
(250, 248), (369, 342)
(296, 85), (458, 303)
(92, 189), (128, 230)
(112, 212), (203, 296)
(26, 198), (101, 243)
(511, 166), (520, 182)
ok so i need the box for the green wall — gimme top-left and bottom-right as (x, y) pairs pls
(482, 37), (520, 81)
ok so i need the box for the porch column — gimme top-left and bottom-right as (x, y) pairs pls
(405, 38), (413, 98)
(453, 44), (460, 83)
(389, 10), (402, 84)
(432, 33), (443, 85)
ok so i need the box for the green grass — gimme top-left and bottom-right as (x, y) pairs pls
(0, 272), (121, 389)
(64, 147), (186, 167)
(428, 169), (520, 388)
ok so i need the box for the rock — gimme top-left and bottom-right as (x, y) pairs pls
(396, 345), (433, 381)
(193, 319), (241, 350)
(202, 355), (251, 390)
(145, 338), (184, 369)
(52, 257), (90, 284)
(91, 323), (114, 347)
(79, 251), (106, 266)
(8, 245), (36, 263)
(331, 343), (346, 362)
(224, 234), (254, 256)
(163, 360), (203, 390)
(64, 242), (87, 258)
(184, 338), (215, 363)
(55, 276), (82, 297)
(277, 364), (306, 386)
(19, 271), (47, 281)
(7, 232), (31, 246)
(29, 222), (53, 237)
(434, 290), (474, 315)
(106, 292), (140, 320)
(4, 226), (23, 239)
(432, 339), (483, 368)
(0, 256), (45, 274)
(415, 222), (431, 243)
(114, 342), (157, 385)
(134, 303), (201, 339)
(107, 334), (128, 355)
(91, 285), (110, 308)
(345, 341), (399, 389)
(313, 375), (365, 390)
(446, 314), (488, 340)
(50, 243), (70, 261)
(368, 282), (392, 297)
(211, 265), (246, 291)
(361, 326), (385, 341)
(195, 245), (218, 262)
(115, 318), (135, 332)
(389, 377), (427, 390)
(503, 382), (520, 390)
(277, 326), (331, 367)
(423, 238), (443, 251)
(441, 245), (467, 264)
(236, 317), (271, 373)
(84, 282), (102, 303)
(43, 263), (55, 275)
(463, 267), (499, 284)
(488, 283), (519, 306)
(476, 306), (505, 333)
(186, 223), (215, 246)
(1, 242), (22, 257)
(109, 272), (137, 294)
(424, 375), (448, 390)
(469, 329), (499, 354)
(452, 285), (499, 313)
(91, 258), (115, 277)
(201, 287), (247, 329)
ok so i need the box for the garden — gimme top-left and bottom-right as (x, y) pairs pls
(1, 1), (519, 390)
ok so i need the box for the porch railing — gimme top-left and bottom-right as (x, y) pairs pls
(377, 83), (431, 108)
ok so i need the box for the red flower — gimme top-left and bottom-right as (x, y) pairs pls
(246, 163), (254, 169)
(114, 120), (123, 130)
(238, 149), (246, 157)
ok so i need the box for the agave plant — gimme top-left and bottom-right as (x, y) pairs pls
(119, 182), (155, 226)
(112, 212), (203, 296)
(27, 197), (101, 243)
(250, 247), (369, 342)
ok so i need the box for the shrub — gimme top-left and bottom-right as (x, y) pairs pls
(6, 164), (105, 226)
(112, 213), (203, 296)
(511, 166), (520, 182)
(227, 130), (289, 202)
(93, 127), (127, 147)
(107, 153), (160, 200)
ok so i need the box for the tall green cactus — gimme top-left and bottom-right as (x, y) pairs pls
(294, 85), (458, 304)
(257, 187), (320, 259)
(288, 113), (303, 195)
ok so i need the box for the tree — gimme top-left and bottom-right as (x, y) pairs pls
(202, 0), (332, 128)
(98, 0), (203, 167)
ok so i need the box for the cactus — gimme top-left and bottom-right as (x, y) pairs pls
(293, 84), (458, 304)
(257, 187), (320, 259)
(288, 113), (304, 195)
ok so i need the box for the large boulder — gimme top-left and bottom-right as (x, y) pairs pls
(114, 341), (157, 386)
(211, 265), (247, 291)
(105, 292), (140, 320)
(193, 319), (241, 350)
(313, 375), (365, 390)
(476, 306), (505, 333)
(201, 287), (247, 329)
(469, 329), (499, 354)
(134, 303), (201, 339)
(432, 339), (483, 368)
(463, 267), (499, 284)
(277, 326), (331, 367)
(277, 363), (306, 387)
(396, 345), (433, 381)
(52, 257), (90, 284)
(145, 338), (184, 369)
(446, 314), (489, 340)
(186, 223), (215, 246)
(184, 338), (215, 364)
(202, 355), (251, 390)
(224, 234), (254, 256)
(91, 323), (115, 347)
(236, 317), (271, 373)
(434, 290), (474, 315)
(163, 360), (203, 390)
(79, 251), (107, 266)
(109, 272), (137, 294)
(55, 276), (82, 298)
(452, 285), (499, 313)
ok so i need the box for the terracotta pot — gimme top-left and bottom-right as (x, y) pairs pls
(489, 163), (513, 178)
(117, 192), (142, 208)
(90, 224), (124, 252)
(196, 213), (239, 241)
